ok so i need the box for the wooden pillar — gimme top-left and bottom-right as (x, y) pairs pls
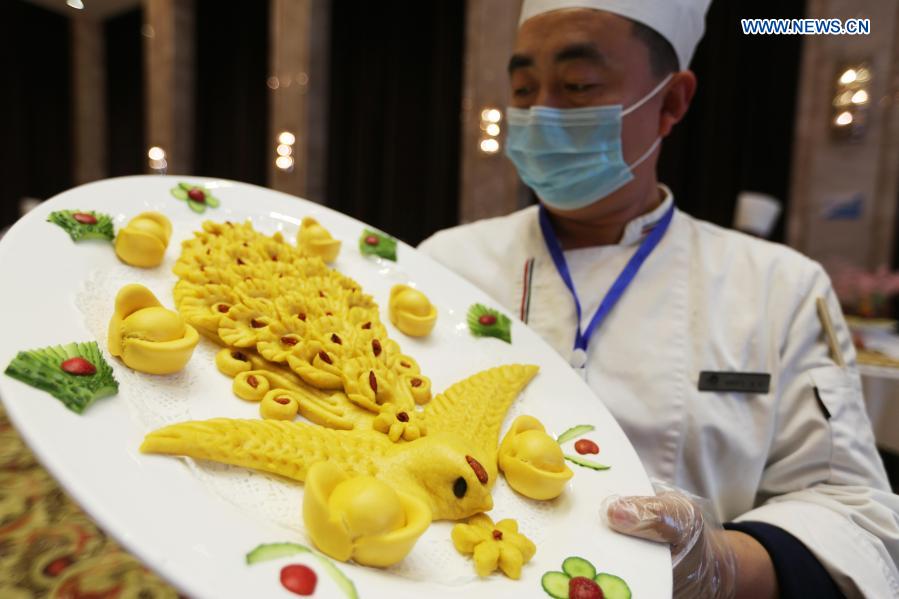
(458, 0), (525, 224)
(71, 15), (107, 184)
(869, 6), (899, 268)
(787, 0), (899, 269)
(142, 0), (194, 175)
(268, 0), (330, 202)
(304, 0), (330, 204)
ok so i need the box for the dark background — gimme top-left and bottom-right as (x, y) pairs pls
(193, 0), (270, 186)
(0, 1), (73, 229)
(105, 8), (145, 177)
(658, 0), (805, 243)
(327, 1), (465, 246)
(0, 0), (802, 247)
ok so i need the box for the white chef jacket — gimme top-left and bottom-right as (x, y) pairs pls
(419, 187), (899, 598)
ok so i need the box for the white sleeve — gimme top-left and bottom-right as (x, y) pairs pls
(733, 263), (899, 597)
(417, 226), (513, 308)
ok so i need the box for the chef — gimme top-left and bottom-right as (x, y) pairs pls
(419, 0), (899, 597)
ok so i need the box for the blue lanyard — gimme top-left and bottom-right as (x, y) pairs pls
(538, 202), (675, 353)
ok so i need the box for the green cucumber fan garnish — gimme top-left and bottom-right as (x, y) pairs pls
(47, 210), (115, 242)
(4, 341), (119, 414)
(467, 303), (512, 343)
(358, 228), (397, 261)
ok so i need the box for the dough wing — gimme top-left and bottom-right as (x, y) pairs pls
(141, 418), (390, 481)
(423, 364), (538, 455)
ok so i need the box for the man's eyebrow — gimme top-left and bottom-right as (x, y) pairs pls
(554, 43), (604, 65)
(508, 53), (533, 73)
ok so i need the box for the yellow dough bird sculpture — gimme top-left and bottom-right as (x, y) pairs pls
(141, 363), (538, 521)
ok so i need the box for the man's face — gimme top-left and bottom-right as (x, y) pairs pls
(508, 9), (669, 217)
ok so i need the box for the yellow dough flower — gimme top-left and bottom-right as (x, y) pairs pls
(303, 462), (431, 567)
(108, 284), (199, 374)
(373, 404), (427, 442)
(114, 212), (172, 268)
(498, 415), (573, 500)
(297, 217), (341, 263)
(388, 284), (437, 337)
(451, 513), (536, 579)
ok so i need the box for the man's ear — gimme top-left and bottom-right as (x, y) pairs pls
(659, 70), (697, 137)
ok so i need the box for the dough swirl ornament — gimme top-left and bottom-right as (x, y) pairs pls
(389, 284), (438, 337)
(108, 284), (200, 374)
(297, 217), (341, 263)
(114, 212), (172, 268)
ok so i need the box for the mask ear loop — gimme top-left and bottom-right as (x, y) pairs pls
(627, 137), (662, 170)
(621, 73), (674, 117)
(620, 74), (673, 169)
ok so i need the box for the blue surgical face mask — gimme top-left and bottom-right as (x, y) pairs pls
(505, 74), (672, 211)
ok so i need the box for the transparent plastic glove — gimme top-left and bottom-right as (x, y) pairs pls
(601, 481), (737, 599)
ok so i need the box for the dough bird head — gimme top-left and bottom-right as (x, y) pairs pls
(381, 432), (496, 518)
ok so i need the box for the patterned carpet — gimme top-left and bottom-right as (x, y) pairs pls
(0, 402), (179, 598)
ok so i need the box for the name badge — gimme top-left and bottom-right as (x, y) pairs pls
(698, 371), (770, 394)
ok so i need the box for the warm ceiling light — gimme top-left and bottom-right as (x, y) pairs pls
(276, 144), (292, 157)
(485, 123), (501, 137)
(481, 108), (502, 123)
(479, 138), (500, 154)
(851, 90), (869, 104)
(834, 91), (853, 107)
(147, 146), (166, 160)
(839, 69), (857, 85)
(278, 131), (296, 145)
(67, 0), (84, 9)
(276, 155), (294, 170)
(835, 111), (854, 126)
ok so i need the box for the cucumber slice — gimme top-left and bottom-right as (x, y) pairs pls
(178, 182), (194, 191)
(245, 542), (358, 599)
(540, 571), (570, 599)
(596, 572), (632, 599)
(557, 424), (595, 445)
(564, 454), (610, 470)
(188, 199), (206, 214)
(171, 187), (188, 201)
(205, 195), (220, 208)
(562, 556), (596, 579)
(246, 542), (311, 565)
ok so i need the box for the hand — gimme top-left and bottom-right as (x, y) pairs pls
(601, 482), (737, 599)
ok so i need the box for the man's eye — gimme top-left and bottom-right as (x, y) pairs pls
(565, 83), (597, 93)
(513, 86), (534, 97)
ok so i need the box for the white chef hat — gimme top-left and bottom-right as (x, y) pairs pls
(519, 0), (712, 70)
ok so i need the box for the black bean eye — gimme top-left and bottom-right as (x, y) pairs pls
(453, 476), (467, 498)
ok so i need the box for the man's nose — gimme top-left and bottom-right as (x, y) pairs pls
(534, 84), (568, 109)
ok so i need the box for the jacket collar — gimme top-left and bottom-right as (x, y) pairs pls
(618, 184), (675, 246)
